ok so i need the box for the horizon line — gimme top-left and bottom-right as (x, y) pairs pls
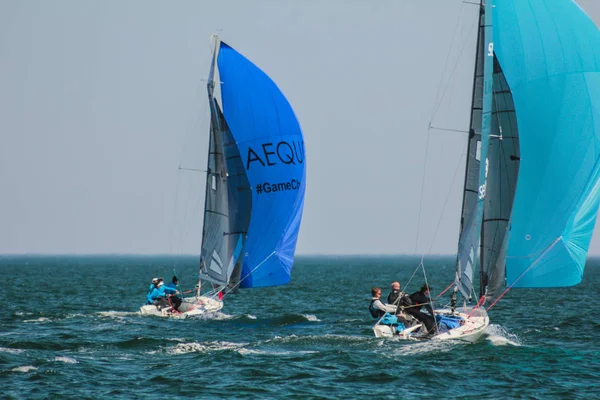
(3, 252), (600, 259)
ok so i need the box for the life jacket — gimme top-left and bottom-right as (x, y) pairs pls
(369, 299), (385, 319)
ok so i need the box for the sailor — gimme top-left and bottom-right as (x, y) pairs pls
(164, 276), (182, 311)
(406, 284), (437, 334)
(148, 277), (158, 296)
(387, 281), (402, 305)
(369, 287), (397, 319)
(147, 279), (169, 309)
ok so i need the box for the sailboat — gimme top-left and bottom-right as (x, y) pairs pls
(374, 0), (600, 340)
(140, 36), (306, 317)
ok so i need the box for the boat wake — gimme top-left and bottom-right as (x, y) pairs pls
(97, 311), (140, 320)
(484, 324), (522, 346)
(265, 334), (370, 346)
(387, 338), (461, 356)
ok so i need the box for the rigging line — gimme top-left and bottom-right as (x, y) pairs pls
(404, 261), (424, 293)
(487, 236), (563, 311)
(179, 178), (204, 257)
(168, 172), (183, 259)
(221, 251), (277, 297)
(414, 127), (432, 253)
(179, 167), (207, 172)
(419, 258), (440, 332)
(436, 281), (455, 299)
(175, 179), (194, 256)
(427, 146), (468, 254)
(429, 1), (466, 119)
(430, 12), (480, 123)
(428, 126), (470, 135)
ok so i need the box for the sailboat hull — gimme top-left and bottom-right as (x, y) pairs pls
(372, 308), (489, 342)
(139, 296), (223, 318)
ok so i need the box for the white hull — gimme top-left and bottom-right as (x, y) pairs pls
(373, 307), (489, 342)
(140, 296), (223, 318)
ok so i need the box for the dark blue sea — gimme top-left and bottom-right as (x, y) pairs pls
(1, 255), (599, 399)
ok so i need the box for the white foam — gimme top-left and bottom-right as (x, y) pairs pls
(24, 317), (50, 323)
(12, 366), (37, 373)
(54, 356), (78, 364)
(389, 339), (459, 356)
(183, 311), (233, 321)
(163, 341), (248, 355)
(485, 324), (522, 346)
(65, 313), (87, 319)
(266, 334), (368, 345)
(338, 318), (363, 323)
(166, 337), (187, 342)
(97, 311), (138, 319)
(0, 347), (24, 354)
(237, 348), (318, 356)
(302, 314), (321, 322)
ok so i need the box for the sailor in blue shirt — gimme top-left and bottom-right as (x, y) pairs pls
(147, 280), (167, 305)
(164, 276), (182, 311)
(147, 277), (158, 296)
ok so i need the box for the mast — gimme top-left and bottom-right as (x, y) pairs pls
(198, 35), (232, 288)
(457, 0), (484, 235)
(476, 0), (494, 300)
(454, 0), (485, 299)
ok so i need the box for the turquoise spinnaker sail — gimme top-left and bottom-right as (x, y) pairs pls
(215, 42), (306, 288)
(494, 0), (600, 288)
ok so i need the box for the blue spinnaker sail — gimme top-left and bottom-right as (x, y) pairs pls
(494, 0), (600, 287)
(217, 42), (306, 288)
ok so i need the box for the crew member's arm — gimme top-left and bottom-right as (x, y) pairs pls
(374, 299), (397, 313)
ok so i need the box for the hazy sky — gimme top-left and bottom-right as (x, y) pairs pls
(1, 0), (600, 255)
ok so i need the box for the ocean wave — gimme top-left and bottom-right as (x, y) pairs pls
(388, 339), (461, 356)
(485, 324), (522, 347)
(265, 334), (370, 346)
(11, 366), (37, 373)
(0, 347), (24, 355)
(161, 341), (248, 355)
(301, 314), (321, 322)
(97, 311), (139, 319)
(54, 356), (78, 364)
(23, 317), (51, 323)
(237, 348), (318, 356)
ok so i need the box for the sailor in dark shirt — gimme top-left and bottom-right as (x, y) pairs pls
(406, 284), (437, 334)
(387, 281), (401, 305)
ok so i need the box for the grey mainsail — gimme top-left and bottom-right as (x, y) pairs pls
(222, 125), (252, 292)
(455, 6), (485, 299)
(199, 93), (232, 286)
(199, 38), (244, 287)
(480, 57), (519, 301)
